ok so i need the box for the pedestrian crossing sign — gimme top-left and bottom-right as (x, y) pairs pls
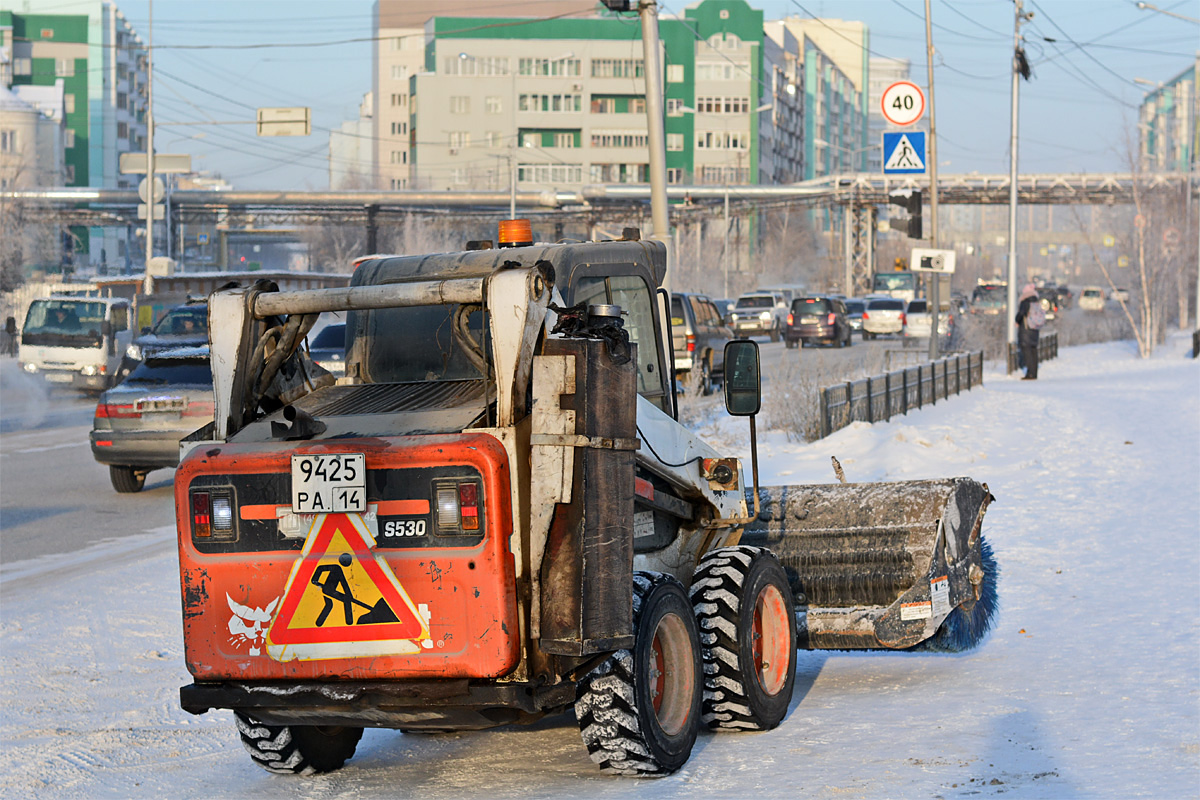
(883, 131), (926, 174)
(266, 513), (429, 661)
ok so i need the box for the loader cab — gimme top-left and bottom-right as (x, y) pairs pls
(562, 254), (673, 416)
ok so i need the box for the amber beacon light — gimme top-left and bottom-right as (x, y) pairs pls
(497, 219), (533, 248)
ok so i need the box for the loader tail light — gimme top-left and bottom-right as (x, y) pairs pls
(686, 333), (695, 353)
(190, 488), (236, 541)
(433, 479), (483, 534)
(95, 402), (140, 419)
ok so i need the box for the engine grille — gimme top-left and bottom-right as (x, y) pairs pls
(297, 380), (488, 417)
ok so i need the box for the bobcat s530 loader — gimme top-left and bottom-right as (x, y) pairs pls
(175, 221), (997, 777)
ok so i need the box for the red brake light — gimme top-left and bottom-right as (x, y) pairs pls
(786, 312), (794, 325)
(901, 312), (907, 325)
(862, 310), (869, 319)
(96, 402), (139, 419)
(459, 482), (479, 531)
(827, 313), (837, 325)
(191, 491), (212, 538)
(686, 333), (695, 353)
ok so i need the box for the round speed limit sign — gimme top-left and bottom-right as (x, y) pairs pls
(881, 81), (925, 127)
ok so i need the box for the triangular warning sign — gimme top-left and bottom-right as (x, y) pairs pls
(266, 513), (430, 662)
(885, 134), (925, 171)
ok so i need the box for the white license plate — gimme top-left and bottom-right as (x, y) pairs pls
(801, 316), (818, 324)
(45, 372), (72, 383)
(291, 453), (366, 514)
(136, 396), (185, 413)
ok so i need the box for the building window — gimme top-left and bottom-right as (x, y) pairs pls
(55, 58), (75, 77)
(485, 96), (502, 114)
(588, 163), (647, 183)
(451, 167), (469, 185)
(667, 167), (683, 184)
(117, 121), (128, 139)
(696, 63), (745, 81)
(65, 164), (75, 183)
(65, 129), (75, 148)
(695, 130), (748, 150)
(667, 64), (684, 83)
(554, 132), (576, 148)
(391, 64), (408, 81)
(13, 58), (31, 76)
(517, 163), (582, 183)
(667, 98), (686, 117)
(448, 131), (470, 149)
(518, 93), (581, 113)
(591, 58), (643, 78)
(390, 150), (405, 164)
(519, 57), (581, 77)
(591, 97), (615, 114)
(390, 121), (407, 135)
(478, 56), (510, 76)
(41, 28), (55, 39)
(485, 131), (502, 147)
(391, 93), (407, 107)
(666, 133), (684, 151)
(449, 96), (470, 114)
(0, 130), (15, 152)
(591, 130), (649, 148)
(695, 96), (750, 114)
(117, 92), (128, 110)
(390, 177), (407, 189)
(521, 132), (540, 148)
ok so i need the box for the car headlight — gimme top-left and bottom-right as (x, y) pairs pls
(126, 343), (142, 360)
(21, 362), (37, 374)
(759, 311), (771, 320)
(730, 313), (739, 321)
(80, 364), (98, 376)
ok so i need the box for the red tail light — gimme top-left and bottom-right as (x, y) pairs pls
(459, 482), (479, 531)
(786, 312), (794, 326)
(862, 311), (870, 320)
(901, 312), (907, 325)
(184, 400), (215, 417)
(191, 491), (212, 538)
(827, 313), (837, 325)
(686, 333), (695, 353)
(95, 402), (140, 419)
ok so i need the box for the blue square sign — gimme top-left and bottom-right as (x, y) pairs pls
(882, 131), (926, 174)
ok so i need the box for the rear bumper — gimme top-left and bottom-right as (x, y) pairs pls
(90, 430), (183, 468)
(180, 679), (576, 730)
(732, 320), (774, 335)
(864, 322), (903, 334)
(788, 323), (836, 342)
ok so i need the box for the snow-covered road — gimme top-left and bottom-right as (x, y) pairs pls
(1, 333), (1196, 799)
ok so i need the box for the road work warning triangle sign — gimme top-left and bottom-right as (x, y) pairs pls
(266, 513), (429, 662)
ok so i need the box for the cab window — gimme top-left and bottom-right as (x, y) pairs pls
(110, 305), (128, 331)
(574, 275), (667, 411)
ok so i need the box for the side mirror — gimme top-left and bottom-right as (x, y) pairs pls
(101, 320), (113, 339)
(723, 339), (761, 416)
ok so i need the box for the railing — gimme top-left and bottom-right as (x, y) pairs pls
(1006, 331), (1059, 374)
(818, 351), (985, 440)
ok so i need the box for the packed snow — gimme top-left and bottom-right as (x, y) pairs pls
(1, 333), (1197, 799)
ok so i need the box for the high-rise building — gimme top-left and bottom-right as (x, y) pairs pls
(329, 92), (374, 190)
(867, 56), (910, 174)
(1139, 58), (1198, 173)
(1, 2), (148, 270)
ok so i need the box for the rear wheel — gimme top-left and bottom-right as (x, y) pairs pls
(234, 712), (363, 775)
(768, 323), (781, 343)
(691, 546), (797, 730)
(785, 337), (797, 350)
(109, 465), (146, 493)
(698, 357), (714, 396)
(576, 572), (702, 776)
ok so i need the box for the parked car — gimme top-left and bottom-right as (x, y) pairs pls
(1079, 286), (1106, 311)
(89, 347), (214, 493)
(862, 297), (906, 339)
(1055, 285), (1073, 309)
(670, 292), (731, 394)
(785, 295), (852, 348)
(970, 283), (1007, 316)
(728, 291), (787, 341)
(306, 322), (347, 378)
(903, 299), (952, 339)
(843, 298), (866, 334)
(1110, 287), (1130, 303)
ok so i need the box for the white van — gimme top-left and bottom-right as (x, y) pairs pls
(19, 295), (133, 390)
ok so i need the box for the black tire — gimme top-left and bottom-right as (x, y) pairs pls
(690, 547), (797, 731)
(234, 712), (364, 775)
(785, 338), (797, 350)
(109, 465), (146, 493)
(698, 356), (714, 396)
(843, 329), (852, 347)
(576, 572), (702, 776)
(768, 323), (781, 343)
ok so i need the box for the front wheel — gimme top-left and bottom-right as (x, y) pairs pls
(109, 465), (147, 493)
(576, 572), (702, 776)
(691, 546), (797, 731)
(768, 323), (781, 343)
(234, 712), (363, 775)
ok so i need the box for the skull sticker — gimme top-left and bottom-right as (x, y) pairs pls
(227, 593), (280, 656)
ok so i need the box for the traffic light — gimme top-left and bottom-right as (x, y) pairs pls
(888, 189), (923, 239)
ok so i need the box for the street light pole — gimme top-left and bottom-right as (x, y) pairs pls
(923, 0), (941, 361)
(143, 0), (154, 295)
(1005, 1), (1031, 372)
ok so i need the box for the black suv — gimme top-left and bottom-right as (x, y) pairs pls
(785, 295), (852, 348)
(670, 292), (732, 395)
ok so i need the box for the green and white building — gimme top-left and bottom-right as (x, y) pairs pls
(1139, 57), (1198, 173)
(1, 1), (148, 271)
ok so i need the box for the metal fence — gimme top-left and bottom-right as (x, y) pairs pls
(1006, 331), (1060, 373)
(818, 351), (985, 439)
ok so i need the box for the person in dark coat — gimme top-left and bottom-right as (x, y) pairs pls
(1014, 283), (1039, 380)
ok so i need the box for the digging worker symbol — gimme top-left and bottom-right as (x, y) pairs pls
(310, 553), (400, 627)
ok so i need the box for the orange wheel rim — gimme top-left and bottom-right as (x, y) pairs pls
(752, 584), (790, 696)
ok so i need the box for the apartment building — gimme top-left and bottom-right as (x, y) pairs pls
(1, 2), (148, 269)
(1139, 58), (1198, 173)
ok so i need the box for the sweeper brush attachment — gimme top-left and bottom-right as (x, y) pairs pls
(738, 478), (997, 652)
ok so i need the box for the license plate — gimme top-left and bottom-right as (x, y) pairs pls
(45, 372), (72, 383)
(136, 396), (185, 413)
(291, 453), (366, 514)
(801, 316), (818, 324)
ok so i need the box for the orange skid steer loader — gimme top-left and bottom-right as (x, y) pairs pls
(176, 223), (997, 776)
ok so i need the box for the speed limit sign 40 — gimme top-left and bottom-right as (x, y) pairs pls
(881, 81), (925, 127)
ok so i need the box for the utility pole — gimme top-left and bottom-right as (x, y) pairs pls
(1006, 1), (1033, 371)
(638, 0), (671, 282)
(143, 0), (154, 295)
(923, 0), (941, 360)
